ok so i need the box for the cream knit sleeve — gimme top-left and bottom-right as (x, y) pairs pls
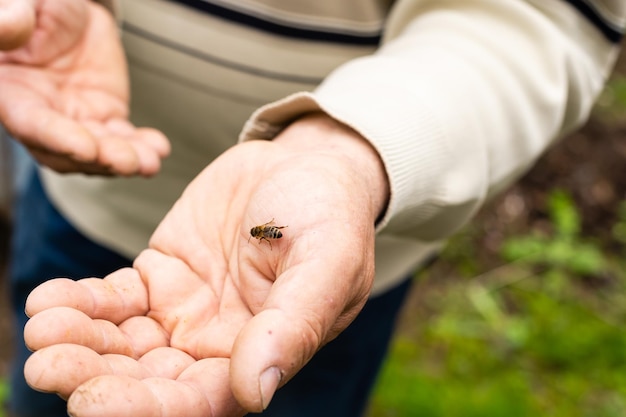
(240, 0), (623, 241)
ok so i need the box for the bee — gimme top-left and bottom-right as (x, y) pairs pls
(248, 218), (288, 250)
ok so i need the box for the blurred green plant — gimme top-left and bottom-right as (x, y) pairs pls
(594, 76), (626, 121)
(612, 200), (626, 246)
(0, 377), (8, 417)
(368, 189), (626, 417)
(500, 189), (606, 277)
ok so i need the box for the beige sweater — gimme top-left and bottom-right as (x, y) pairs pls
(42, 0), (623, 295)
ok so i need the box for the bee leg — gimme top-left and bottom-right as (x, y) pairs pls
(260, 236), (273, 250)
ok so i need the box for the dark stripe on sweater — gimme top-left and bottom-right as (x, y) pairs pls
(170, 0), (382, 45)
(563, 0), (624, 43)
(123, 21), (324, 84)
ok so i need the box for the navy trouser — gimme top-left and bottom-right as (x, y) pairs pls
(8, 172), (412, 417)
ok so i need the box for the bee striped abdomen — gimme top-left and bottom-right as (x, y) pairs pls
(266, 227), (283, 239)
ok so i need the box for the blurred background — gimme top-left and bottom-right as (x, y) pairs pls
(364, 54), (626, 417)
(1, 56), (626, 417)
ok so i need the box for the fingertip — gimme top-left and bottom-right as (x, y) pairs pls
(97, 136), (141, 175)
(131, 129), (171, 177)
(24, 307), (93, 351)
(0, 2), (35, 50)
(68, 375), (161, 417)
(140, 127), (171, 158)
(102, 121), (170, 174)
(25, 278), (92, 318)
(103, 120), (170, 158)
(24, 344), (110, 399)
(128, 141), (163, 177)
(230, 309), (320, 412)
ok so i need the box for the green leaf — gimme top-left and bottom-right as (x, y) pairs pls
(547, 189), (580, 239)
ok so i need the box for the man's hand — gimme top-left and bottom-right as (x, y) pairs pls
(0, 0), (169, 176)
(23, 113), (389, 416)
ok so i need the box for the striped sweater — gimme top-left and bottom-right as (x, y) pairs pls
(43, 0), (624, 294)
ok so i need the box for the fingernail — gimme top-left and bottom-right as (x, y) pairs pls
(259, 366), (282, 410)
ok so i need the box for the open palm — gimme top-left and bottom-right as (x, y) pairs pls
(23, 116), (385, 416)
(0, 0), (169, 176)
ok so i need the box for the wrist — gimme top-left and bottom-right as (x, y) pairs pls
(273, 112), (390, 222)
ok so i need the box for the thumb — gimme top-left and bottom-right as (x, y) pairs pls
(230, 243), (373, 412)
(0, 0), (35, 50)
(229, 268), (369, 414)
(229, 308), (324, 412)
